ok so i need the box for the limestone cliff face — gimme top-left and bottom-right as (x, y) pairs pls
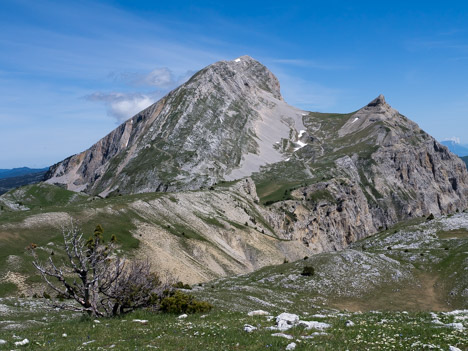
(44, 58), (468, 259)
(45, 56), (304, 196)
(258, 95), (468, 254)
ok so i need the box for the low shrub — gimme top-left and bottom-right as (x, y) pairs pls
(173, 281), (192, 290)
(160, 291), (212, 314)
(301, 265), (315, 276)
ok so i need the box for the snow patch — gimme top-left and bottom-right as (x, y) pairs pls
(294, 140), (307, 151)
(351, 117), (359, 123)
(234, 58), (241, 62)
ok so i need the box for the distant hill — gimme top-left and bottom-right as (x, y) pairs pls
(0, 168), (48, 195)
(0, 167), (49, 179)
(462, 156), (468, 168)
(441, 140), (468, 157)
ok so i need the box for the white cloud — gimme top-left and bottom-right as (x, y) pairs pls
(143, 67), (174, 87)
(92, 67), (197, 123)
(85, 92), (159, 123)
(442, 136), (461, 144)
(112, 67), (196, 89)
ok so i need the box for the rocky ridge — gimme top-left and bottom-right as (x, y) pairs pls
(7, 55), (468, 283)
(253, 95), (468, 252)
(45, 56), (305, 196)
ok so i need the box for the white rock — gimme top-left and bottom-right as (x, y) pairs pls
(274, 313), (302, 331)
(298, 320), (330, 330)
(0, 339), (6, 345)
(286, 342), (297, 350)
(301, 332), (328, 339)
(272, 333), (293, 339)
(345, 320), (355, 327)
(444, 309), (468, 316)
(248, 310), (269, 316)
(276, 313), (299, 323)
(244, 324), (257, 333)
(93, 319), (100, 323)
(276, 313), (299, 328)
(132, 319), (149, 324)
(449, 346), (462, 351)
(178, 314), (188, 319)
(14, 338), (29, 346)
(446, 323), (464, 330)
(277, 319), (293, 331)
(62, 333), (67, 337)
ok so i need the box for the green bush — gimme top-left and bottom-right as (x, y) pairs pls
(160, 291), (212, 314)
(0, 282), (18, 297)
(301, 265), (315, 276)
(173, 281), (192, 290)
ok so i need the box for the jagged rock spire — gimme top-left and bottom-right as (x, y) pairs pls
(367, 94), (387, 107)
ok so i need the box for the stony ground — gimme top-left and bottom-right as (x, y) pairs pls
(0, 214), (467, 350)
(0, 298), (466, 350)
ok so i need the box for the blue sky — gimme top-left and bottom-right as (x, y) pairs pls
(1, 0), (468, 168)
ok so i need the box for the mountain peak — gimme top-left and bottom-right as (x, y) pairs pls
(367, 94), (387, 107)
(231, 55), (256, 63)
(200, 55), (282, 100)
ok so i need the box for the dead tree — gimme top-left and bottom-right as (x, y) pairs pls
(30, 222), (172, 317)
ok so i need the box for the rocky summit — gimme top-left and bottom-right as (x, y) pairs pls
(44, 56), (468, 254)
(45, 56), (306, 196)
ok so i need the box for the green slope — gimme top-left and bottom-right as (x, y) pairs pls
(192, 213), (468, 312)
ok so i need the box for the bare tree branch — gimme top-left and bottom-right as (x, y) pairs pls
(30, 221), (172, 317)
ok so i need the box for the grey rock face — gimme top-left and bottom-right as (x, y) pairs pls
(44, 56), (468, 256)
(45, 56), (304, 196)
(257, 96), (468, 254)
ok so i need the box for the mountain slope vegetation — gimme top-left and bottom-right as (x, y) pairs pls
(41, 56), (468, 264)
